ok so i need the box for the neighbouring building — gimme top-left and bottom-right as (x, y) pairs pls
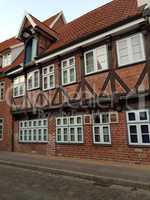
(0, 0), (150, 164)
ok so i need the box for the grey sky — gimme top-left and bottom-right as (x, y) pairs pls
(0, 0), (112, 42)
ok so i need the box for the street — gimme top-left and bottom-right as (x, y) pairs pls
(0, 165), (150, 200)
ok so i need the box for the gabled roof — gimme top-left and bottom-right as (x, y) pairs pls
(43, 11), (66, 28)
(42, 0), (144, 56)
(17, 12), (58, 40)
(0, 37), (21, 53)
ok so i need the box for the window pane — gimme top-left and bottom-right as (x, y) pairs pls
(34, 71), (39, 88)
(96, 46), (108, 70)
(102, 114), (109, 124)
(139, 111), (148, 121)
(128, 113), (136, 121)
(85, 51), (94, 73)
(93, 114), (100, 124)
(63, 70), (68, 84)
(70, 128), (75, 142)
(131, 34), (143, 62)
(118, 39), (129, 66)
(142, 135), (150, 144)
(94, 127), (100, 142)
(70, 68), (75, 82)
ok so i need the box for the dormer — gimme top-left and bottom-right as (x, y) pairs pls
(17, 12), (59, 65)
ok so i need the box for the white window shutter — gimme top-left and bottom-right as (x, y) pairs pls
(117, 38), (129, 66)
(95, 45), (108, 70)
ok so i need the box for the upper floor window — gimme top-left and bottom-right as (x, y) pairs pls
(25, 37), (37, 65)
(61, 57), (76, 85)
(13, 76), (25, 98)
(42, 65), (55, 90)
(2, 52), (11, 67)
(117, 33), (145, 67)
(126, 109), (150, 145)
(0, 82), (5, 101)
(27, 70), (40, 90)
(84, 45), (108, 75)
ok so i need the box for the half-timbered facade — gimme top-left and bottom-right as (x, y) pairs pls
(1, 0), (150, 164)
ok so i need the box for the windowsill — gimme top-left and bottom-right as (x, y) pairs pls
(93, 143), (112, 146)
(62, 81), (77, 87)
(27, 87), (40, 92)
(18, 141), (48, 144)
(56, 142), (84, 145)
(13, 95), (25, 99)
(85, 69), (109, 77)
(129, 144), (150, 148)
(117, 60), (146, 69)
(42, 87), (56, 92)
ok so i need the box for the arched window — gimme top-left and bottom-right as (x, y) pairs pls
(25, 37), (37, 65)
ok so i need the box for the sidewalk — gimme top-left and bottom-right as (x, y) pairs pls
(0, 151), (150, 190)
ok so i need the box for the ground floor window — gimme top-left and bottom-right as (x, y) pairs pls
(93, 113), (111, 144)
(19, 119), (48, 143)
(56, 116), (83, 144)
(126, 109), (150, 145)
(0, 118), (4, 140)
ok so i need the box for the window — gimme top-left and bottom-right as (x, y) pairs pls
(42, 65), (55, 90)
(27, 70), (40, 90)
(0, 82), (4, 101)
(117, 33), (145, 67)
(0, 119), (4, 141)
(61, 57), (76, 85)
(13, 76), (25, 97)
(127, 109), (150, 145)
(25, 38), (37, 65)
(56, 116), (83, 143)
(84, 45), (108, 75)
(93, 113), (111, 144)
(19, 119), (48, 143)
(2, 52), (11, 67)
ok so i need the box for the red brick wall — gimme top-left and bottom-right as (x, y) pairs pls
(12, 111), (150, 164)
(0, 77), (12, 151)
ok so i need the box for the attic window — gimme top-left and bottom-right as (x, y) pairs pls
(25, 37), (37, 65)
(2, 52), (11, 67)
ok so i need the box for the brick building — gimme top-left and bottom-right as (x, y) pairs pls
(0, 0), (150, 164)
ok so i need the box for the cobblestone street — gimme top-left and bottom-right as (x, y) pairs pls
(0, 164), (150, 200)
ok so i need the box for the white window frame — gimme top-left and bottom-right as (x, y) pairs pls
(117, 33), (146, 67)
(19, 119), (48, 143)
(42, 65), (55, 90)
(93, 113), (111, 145)
(27, 70), (40, 90)
(126, 109), (150, 146)
(13, 76), (25, 98)
(2, 52), (11, 67)
(0, 118), (4, 141)
(56, 116), (83, 144)
(84, 44), (108, 75)
(0, 82), (5, 101)
(61, 57), (76, 85)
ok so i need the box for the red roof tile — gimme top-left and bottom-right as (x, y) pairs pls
(0, 37), (21, 53)
(43, 0), (144, 55)
(43, 13), (60, 27)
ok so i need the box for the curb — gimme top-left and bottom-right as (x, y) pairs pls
(0, 160), (150, 191)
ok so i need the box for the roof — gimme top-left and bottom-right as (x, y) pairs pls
(0, 37), (21, 53)
(43, 0), (144, 55)
(43, 12), (60, 27)
(27, 14), (58, 40)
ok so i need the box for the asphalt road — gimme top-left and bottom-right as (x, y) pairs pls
(0, 165), (150, 200)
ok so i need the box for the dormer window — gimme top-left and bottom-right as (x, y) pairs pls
(2, 52), (11, 67)
(25, 37), (37, 65)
